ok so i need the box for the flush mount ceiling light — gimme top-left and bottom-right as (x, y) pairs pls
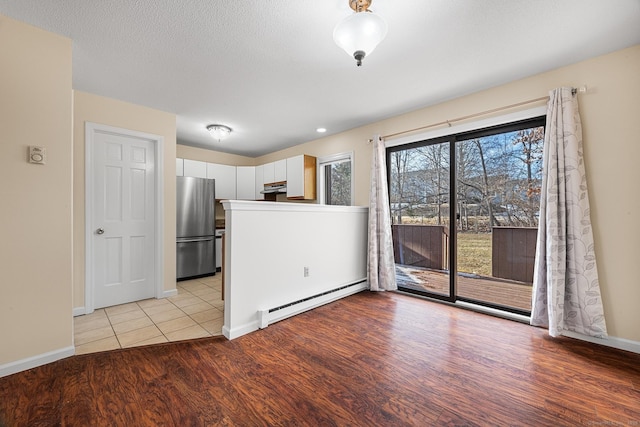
(333, 0), (388, 67)
(206, 124), (232, 141)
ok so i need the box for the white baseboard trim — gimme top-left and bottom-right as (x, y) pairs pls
(223, 321), (260, 340)
(162, 289), (178, 298)
(73, 306), (86, 317)
(0, 346), (75, 378)
(562, 331), (640, 355)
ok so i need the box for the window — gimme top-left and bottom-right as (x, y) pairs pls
(387, 116), (545, 316)
(318, 152), (353, 206)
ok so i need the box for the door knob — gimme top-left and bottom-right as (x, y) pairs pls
(96, 228), (105, 235)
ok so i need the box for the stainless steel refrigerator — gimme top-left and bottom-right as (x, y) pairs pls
(176, 176), (216, 280)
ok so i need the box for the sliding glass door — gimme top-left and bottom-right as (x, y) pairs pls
(389, 140), (451, 299)
(388, 117), (545, 315)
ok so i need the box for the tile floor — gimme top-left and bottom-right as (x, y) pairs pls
(74, 274), (224, 355)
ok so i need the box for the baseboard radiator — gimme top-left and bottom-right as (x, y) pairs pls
(258, 279), (368, 329)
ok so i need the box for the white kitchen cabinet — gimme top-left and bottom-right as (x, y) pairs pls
(287, 155), (316, 200)
(274, 159), (287, 182)
(176, 158), (184, 176)
(262, 159), (286, 185)
(254, 164), (264, 200)
(183, 159), (207, 178)
(207, 163), (236, 200)
(263, 162), (275, 184)
(236, 166), (256, 200)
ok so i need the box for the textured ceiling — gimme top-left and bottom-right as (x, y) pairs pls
(1, 1), (639, 157)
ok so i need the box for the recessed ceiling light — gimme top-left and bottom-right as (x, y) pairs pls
(316, 128), (327, 133)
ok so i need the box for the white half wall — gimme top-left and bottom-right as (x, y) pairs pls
(221, 201), (369, 339)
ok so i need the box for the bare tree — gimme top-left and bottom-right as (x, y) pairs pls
(389, 126), (543, 230)
(456, 139), (500, 230)
(326, 161), (351, 205)
(417, 143), (449, 225)
(390, 150), (412, 224)
(512, 127), (544, 226)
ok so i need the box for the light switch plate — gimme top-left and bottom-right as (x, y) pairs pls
(29, 146), (46, 164)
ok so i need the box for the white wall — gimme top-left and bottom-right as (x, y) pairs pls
(221, 201), (369, 339)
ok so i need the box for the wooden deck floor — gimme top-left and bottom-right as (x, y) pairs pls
(396, 265), (533, 312)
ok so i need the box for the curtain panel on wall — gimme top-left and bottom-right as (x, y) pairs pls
(531, 87), (607, 338)
(367, 135), (397, 291)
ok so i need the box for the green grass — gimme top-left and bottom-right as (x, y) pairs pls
(396, 216), (494, 276)
(457, 233), (492, 276)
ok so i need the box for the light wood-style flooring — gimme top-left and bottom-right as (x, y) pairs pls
(1, 291), (638, 426)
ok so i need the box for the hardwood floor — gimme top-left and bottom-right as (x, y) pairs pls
(1, 291), (638, 426)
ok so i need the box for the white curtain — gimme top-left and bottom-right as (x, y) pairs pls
(367, 135), (397, 291)
(531, 87), (607, 338)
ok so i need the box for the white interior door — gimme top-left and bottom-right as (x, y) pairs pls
(91, 129), (156, 309)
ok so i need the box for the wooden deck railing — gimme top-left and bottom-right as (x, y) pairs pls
(491, 227), (537, 283)
(392, 225), (537, 284)
(392, 224), (449, 270)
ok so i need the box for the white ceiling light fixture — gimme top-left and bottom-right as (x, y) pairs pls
(333, 0), (388, 67)
(206, 124), (232, 142)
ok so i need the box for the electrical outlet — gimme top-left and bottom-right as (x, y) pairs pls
(303, 267), (309, 277)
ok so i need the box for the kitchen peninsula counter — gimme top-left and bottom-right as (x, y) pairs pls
(220, 200), (369, 339)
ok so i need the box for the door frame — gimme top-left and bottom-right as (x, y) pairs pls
(385, 106), (547, 315)
(84, 122), (165, 314)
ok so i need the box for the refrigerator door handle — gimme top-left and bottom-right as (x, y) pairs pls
(178, 237), (214, 243)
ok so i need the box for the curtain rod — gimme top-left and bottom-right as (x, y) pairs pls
(371, 85), (587, 142)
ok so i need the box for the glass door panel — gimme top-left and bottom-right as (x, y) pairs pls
(455, 126), (544, 314)
(389, 141), (452, 299)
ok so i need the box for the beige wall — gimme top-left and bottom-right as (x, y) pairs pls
(0, 16), (73, 365)
(73, 91), (177, 308)
(254, 45), (640, 343)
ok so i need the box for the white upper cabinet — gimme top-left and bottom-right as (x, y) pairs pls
(263, 162), (275, 184)
(255, 164), (265, 200)
(262, 159), (286, 185)
(236, 166), (256, 200)
(176, 158), (184, 176)
(287, 155), (316, 200)
(183, 159), (207, 178)
(207, 163), (236, 200)
(274, 159), (287, 182)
